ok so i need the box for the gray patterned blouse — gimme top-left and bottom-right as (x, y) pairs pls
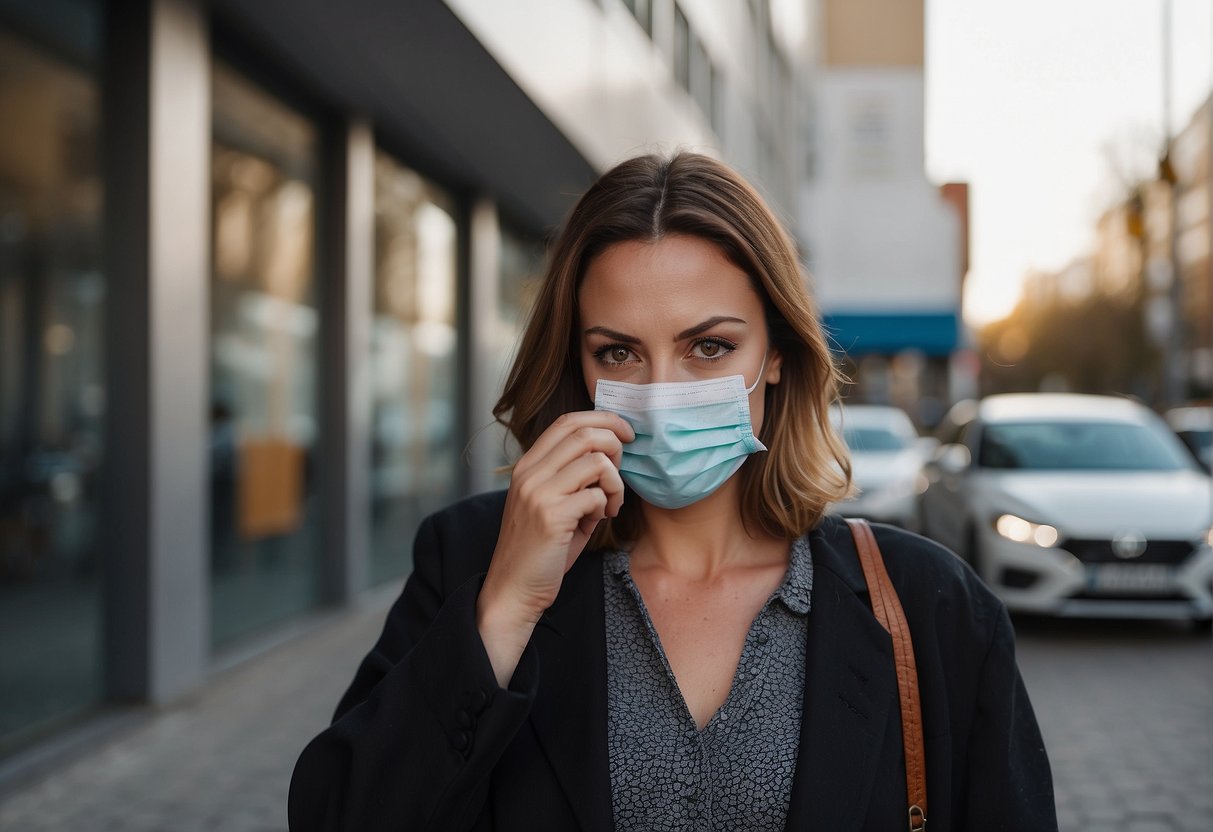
(602, 535), (813, 832)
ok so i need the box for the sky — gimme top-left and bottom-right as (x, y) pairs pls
(924, 0), (1213, 327)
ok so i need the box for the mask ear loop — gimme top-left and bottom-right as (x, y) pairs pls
(744, 351), (770, 395)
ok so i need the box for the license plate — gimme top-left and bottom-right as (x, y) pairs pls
(1087, 564), (1174, 593)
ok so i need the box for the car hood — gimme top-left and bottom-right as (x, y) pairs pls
(975, 469), (1212, 538)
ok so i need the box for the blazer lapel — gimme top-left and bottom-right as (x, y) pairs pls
(528, 551), (614, 832)
(785, 519), (898, 831)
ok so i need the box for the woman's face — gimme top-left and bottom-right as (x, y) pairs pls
(578, 233), (783, 434)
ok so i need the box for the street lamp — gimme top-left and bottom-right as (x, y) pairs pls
(1160, 0), (1186, 408)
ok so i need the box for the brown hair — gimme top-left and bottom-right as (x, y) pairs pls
(493, 152), (851, 546)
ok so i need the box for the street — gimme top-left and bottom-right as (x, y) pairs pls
(0, 590), (1209, 831)
(1014, 615), (1213, 832)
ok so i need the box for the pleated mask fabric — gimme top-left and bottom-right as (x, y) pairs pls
(594, 371), (766, 509)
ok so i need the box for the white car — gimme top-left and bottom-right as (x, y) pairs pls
(829, 404), (935, 529)
(917, 394), (1213, 623)
(1165, 406), (1212, 471)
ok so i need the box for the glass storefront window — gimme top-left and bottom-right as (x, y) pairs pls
(0, 13), (104, 755)
(497, 223), (544, 376)
(472, 222), (544, 490)
(369, 153), (460, 584)
(210, 62), (323, 648)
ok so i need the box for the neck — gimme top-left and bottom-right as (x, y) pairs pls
(630, 478), (786, 580)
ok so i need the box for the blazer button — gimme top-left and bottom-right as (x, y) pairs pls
(453, 731), (471, 752)
(470, 687), (490, 713)
(456, 709), (474, 729)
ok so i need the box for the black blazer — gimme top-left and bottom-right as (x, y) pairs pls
(289, 491), (1057, 831)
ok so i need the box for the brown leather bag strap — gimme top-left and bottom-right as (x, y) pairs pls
(845, 518), (928, 832)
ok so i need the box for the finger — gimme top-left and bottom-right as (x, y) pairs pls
(576, 513), (600, 541)
(562, 453), (625, 519)
(546, 451), (622, 502)
(535, 426), (627, 480)
(513, 427), (624, 493)
(567, 486), (608, 537)
(592, 454), (627, 517)
(568, 485), (608, 520)
(520, 411), (634, 470)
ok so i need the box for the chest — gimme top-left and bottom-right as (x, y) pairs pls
(602, 561), (811, 830)
(632, 568), (784, 728)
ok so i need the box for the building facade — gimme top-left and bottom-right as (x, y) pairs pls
(0, 0), (806, 769)
(799, 0), (970, 426)
(1085, 92), (1212, 403)
(1166, 92), (1213, 400)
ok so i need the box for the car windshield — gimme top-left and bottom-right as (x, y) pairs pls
(843, 426), (910, 452)
(1187, 430), (1212, 453)
(978, 421), (1194, 471)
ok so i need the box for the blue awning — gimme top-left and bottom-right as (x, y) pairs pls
(821, 311), (959, 357)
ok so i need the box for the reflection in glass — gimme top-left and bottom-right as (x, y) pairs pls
(475, 223), (544, 490)
(210, 63), (322, 647)
(978, 422), (1194, 472)
(369, 153), (460, 584)
(0, 25), (104, 754)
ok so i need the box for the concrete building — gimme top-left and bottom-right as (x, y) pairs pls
(1022, 258), (1098, 309)
(1087, 92), (1212, 402)
(799, 0), (969, 425)
(0, 0), (806, 773)
(1166, 92), (1213, 398)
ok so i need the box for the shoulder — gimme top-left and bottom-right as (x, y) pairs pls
(412, 490), (508, 589)
(812, 515), (1007, 646)
(422, 489), (508, 536)
(811, 514), (970, 585)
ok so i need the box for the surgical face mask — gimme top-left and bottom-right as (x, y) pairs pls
(593, 360), (768, 510)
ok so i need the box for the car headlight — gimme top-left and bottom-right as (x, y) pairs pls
(994, 513), (1060, 548)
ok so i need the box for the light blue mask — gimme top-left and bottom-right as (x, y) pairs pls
(593, 365), (768, 510)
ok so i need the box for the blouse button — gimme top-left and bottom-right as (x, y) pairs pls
(756, 632), (769, 646)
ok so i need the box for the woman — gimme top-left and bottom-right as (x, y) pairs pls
(288, 153), (1057, 831)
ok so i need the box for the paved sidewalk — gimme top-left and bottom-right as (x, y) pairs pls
(1014, 617), (1213, 832)
(1, 588), (1210, 831)
(0, 586), (397, 832)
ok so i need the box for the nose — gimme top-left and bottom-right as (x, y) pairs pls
(646, 355), (684, 385)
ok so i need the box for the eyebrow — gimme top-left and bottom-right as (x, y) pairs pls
(674, 316), (746, 341)
(583, 316), (746, 344)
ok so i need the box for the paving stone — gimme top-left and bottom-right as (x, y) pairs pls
(0, 586), (399, 832)
(1, 592), (1209, 831)
(1125, 820), (1178, 832)
(1015, 618), (1212, 832)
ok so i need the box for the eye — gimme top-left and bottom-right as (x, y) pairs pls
(691, 337), (736, 361)
(594, 344), (636, 366)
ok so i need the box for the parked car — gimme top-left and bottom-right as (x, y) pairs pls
(1165, 405), (1212, 471)
(829, 404), (935, 529)
(917, 394), (1213, 623)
